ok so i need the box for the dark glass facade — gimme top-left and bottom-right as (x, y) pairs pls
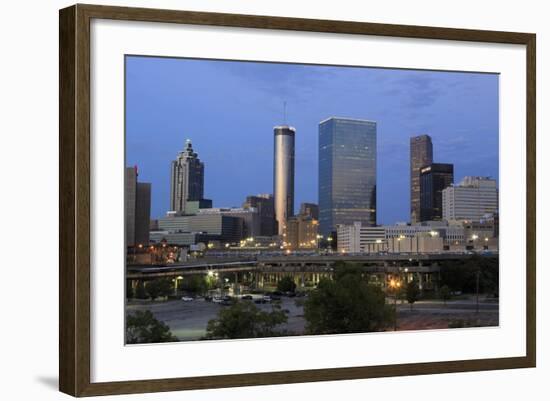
(299, 202), (319, 220)
(410, 135), (433, 223)
(419, 163), (454, 221)
(243, 194), (278, 236)
(170, 140), (204, 213)
(125, 166), (151, 247)
(318, 117), (377, 236)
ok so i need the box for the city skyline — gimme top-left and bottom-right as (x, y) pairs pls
(126, 56), (499, 223)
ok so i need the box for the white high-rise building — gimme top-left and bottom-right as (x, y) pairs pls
(442, 176), (498, 221)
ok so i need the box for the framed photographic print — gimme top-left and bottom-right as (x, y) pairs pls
(59, 4), (536, 397)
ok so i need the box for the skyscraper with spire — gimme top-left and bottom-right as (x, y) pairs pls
(170, 139), (204, 214)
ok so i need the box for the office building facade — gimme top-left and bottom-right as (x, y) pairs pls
(157, 213), (243, 244)
(336, 222), (445, 254)
(410, 135), (433, 223)
(319, 117), (377, 236)
(419, 163), (454, 221)
(442, 176), (498, 221)
(125, 166), (151, 247)
(243, 194), (277, 236)
(285, 215), (319, 250)
(170, 139), (205, 213)
(336, 222), (385, 253)
(273, 126), (295, 235)
(198, 207), (261, 239)
(299, 202), (319, 220)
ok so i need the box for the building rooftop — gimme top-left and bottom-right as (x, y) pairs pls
(319, 116), (377, 125)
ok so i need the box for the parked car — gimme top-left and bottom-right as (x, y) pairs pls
(254, 296), (271, 304)
(181, 296), (194, 302)
(241, 294), (253, 300)
(212, 297), (223, 304)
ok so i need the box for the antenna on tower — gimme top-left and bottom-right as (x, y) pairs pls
(283, 101), (287, 124)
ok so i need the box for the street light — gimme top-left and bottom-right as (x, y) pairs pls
(388, 278), (402, 331)
(173, 275), (183, 295)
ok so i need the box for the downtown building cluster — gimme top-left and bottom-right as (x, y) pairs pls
(337, 134), (498, 254)
(125, 119), (498, 257)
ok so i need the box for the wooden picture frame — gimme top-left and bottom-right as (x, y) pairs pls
(59, 3), (536, 397)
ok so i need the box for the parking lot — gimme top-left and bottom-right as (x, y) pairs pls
(127, 296), (306, 341)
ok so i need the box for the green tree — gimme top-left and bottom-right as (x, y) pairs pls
(181, 275), (208, 295)
(439, 256), (498, 296)
(277, 276), (297, 293)
(440, 285), (451, 305)
(406, 280), (420, 310)
(126, 310), (178, 344)
(146, 278), (172, 300)
(126, 282), (134, 299)
(303, 264), (393, 334)
(205, 301), (288, 339)
(135, 281), (147, 299)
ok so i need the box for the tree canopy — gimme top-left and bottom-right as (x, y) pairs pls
(126, 310), (178, 344)
(303, 264), (393, 334)
(277, 276), (297, 293)
(406, 279), (420, 310)
(205, 301), (288, 339)
(145, 278), (172, 300)
(439, 256), (498, 296)
(440, 285), (451, 305)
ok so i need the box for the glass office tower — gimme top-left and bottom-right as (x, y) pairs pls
(170, 139), (204, 214)
(419, 163), (454, 221)
(318, 117), (377, 237)
(410, 135), (433, 223)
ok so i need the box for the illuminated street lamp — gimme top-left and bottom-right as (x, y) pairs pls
(388, 278), (402, 331)
(172, 275), (183, 295)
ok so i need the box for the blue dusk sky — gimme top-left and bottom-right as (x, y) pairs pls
(126, 56), (499, 224)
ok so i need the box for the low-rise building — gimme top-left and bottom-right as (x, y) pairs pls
(442, 176), (498, 221)
(387, 233), (444, 254)
(157, 213), (243, 244)
(285, 215), (319, 250)
(198, 207), (261, 239)
(337, 222), (385, 253)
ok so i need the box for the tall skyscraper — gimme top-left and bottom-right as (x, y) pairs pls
(125, 166), (151, 247)
(410, 135), (433, 223)
(273, 126), (295, 235)
(442, 176), (498, 221)
(170, 139), (204, 214)
(243, 194), (277, 236)
(419, 163), (454, 222)
(318, 117), (377, 237)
